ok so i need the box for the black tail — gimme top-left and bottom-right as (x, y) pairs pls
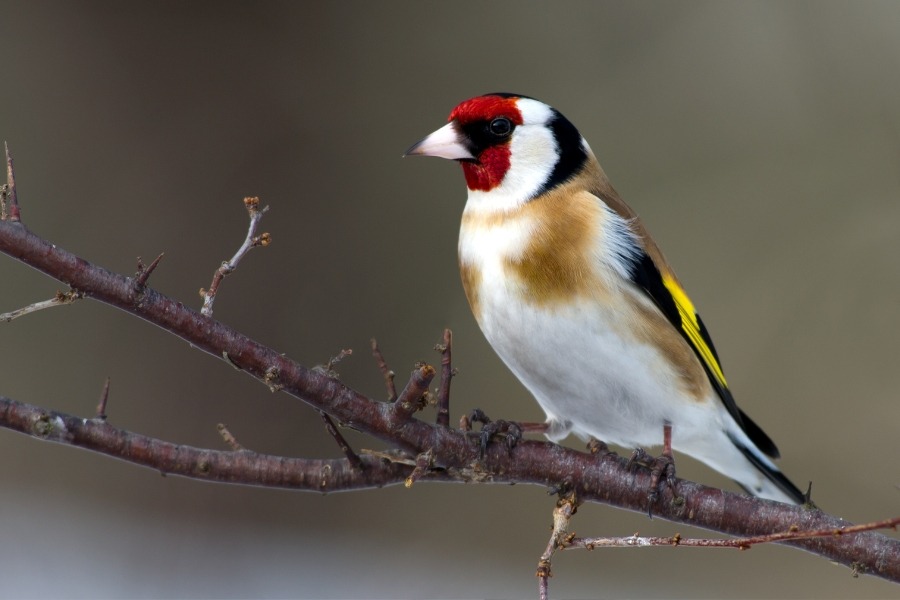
(729, 433), (807, 504)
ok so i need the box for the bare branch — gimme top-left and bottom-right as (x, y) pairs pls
(200, 196), (270, 317)
(0, 396), (411, 492)
(0, 215), (898, 583)
(1, 289), (82, 322)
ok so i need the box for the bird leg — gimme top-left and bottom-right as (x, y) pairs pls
(463, 408), (548, 457)
(628, 422), (678, 517)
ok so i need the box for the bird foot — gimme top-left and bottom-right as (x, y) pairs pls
(465, 409), (523, 457)
(628, 447), (678, 517)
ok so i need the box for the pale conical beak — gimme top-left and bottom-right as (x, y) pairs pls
(404, 121), (475, 160)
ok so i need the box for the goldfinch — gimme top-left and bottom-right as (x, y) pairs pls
(406, 93), (805, 504)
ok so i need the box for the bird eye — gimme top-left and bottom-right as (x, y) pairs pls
(488, 117), (512, 138)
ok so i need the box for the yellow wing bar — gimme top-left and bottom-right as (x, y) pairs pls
(662, 275), (728, 389)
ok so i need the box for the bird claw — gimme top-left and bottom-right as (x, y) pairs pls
(629, 447), (678, 517)
(466, 409), (523, 457)
(587, 437), (615, 457)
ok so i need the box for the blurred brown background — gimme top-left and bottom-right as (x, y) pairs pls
(1, 2), (898, 598)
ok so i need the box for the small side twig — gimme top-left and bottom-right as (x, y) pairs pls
(434, 328), (454, 427)
(404, 448), (434, 487)
(216, 423), (245, 451)
(314, 348), (353, 378)
(537, 494), (579, 600)
(319, 411), (362, 470)
(134, 253), (165, 288)
(2, 142), (20, 222)
(393, 363), (436, 419)
(95, 377), (111, 420)
(1, 289), (82, 323)
(566, 516), (900, 553)
(370, 338), (397, 401)
(200, 196), (270, 317)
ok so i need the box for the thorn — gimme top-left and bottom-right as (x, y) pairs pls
(95, 377), (110, 419)
(134, 253), (165, 288)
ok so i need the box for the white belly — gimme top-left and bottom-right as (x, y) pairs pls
(457, 196), (721, 451)
(477, 281), (694, 447)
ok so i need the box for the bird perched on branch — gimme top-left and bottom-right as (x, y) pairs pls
(406, 93), (804, 504)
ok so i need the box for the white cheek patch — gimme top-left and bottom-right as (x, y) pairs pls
(465, 99), (560, 214)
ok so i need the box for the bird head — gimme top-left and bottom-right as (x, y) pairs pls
(406, 93), (589, 206)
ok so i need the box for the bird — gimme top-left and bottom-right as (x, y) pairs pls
(405, 93), (805, 504)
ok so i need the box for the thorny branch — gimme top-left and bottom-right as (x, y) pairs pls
(0, 151), (897, 586)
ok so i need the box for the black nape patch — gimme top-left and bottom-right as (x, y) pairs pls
(534, 112), (588, 197)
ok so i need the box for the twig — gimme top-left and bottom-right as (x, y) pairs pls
(216, 423), (244, 451)
(314, 348), (353, 378)
(537, 494), (579, 600)
(370, 338), (397, 401)
(134, 253), (165, 288)
(393, 363), (436, 419)
(567, 516), (900, 552)
(434, 328), (454, 427)
(199, 196), (270, 317)
(404, 448), (434, 487)
(320, 411), (362, 470)
(1, 289), (82, 322)
(95, 377), (111, 420)
(2, 142), (20, 222)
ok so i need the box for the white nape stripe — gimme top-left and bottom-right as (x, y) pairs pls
(464, 98), (559, 214)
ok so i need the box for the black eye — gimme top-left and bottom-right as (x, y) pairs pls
(488, 117), (512, 138)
